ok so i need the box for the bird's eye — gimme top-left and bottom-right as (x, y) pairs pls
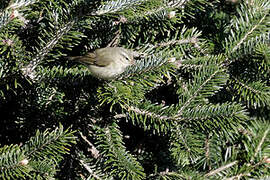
(121, 52), (130, 61)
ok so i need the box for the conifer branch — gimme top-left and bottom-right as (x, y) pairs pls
(94, 0), (145, 15)
(173, 60), (203, 69)
(119, 53), (168, 79)
(0, 10), (12, 30)
(23, 125), (76, 160)
(148, 168), (184, 179)
(155, 38), (198, 48)
(79, 132), (100, 159)
(252, 127), (270, 162)
(226, 157), (269, 179)
(225, 173), (249, 180)
(231, 14), (267, 54)
(0, 0), (37, 30)
(7, 0), (37, 9)
(168, 0), (189, 8)
(21, 21), (74, 80)
(0, 145), (29, 178)
(2, 0), (270, 178)
(232, 76), (258, 94)
(127, 105), (171, 120)
(129, 0), (187, 21)
(96, 123), (145, 179)
(226, 3), (270, 61)
(205, 136), (211, 170)
(79, 159), (102, 180)
(204, 160), (238, 177)
(174, 68), (223, 118)
(231, 76), (270, 108)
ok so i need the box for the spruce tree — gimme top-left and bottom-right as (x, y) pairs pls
(0, 0), (270, 179)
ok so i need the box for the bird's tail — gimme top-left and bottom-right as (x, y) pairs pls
(67, 56), (82, 61)
(67, 55), (95, 66)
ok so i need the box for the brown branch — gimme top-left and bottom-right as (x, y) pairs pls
(205, 161), (238, 177)
(156, 39), (193, 48)
(78, 159), (102, 180)
(79, 132), (100, 159)
(252, 127), (270, 162)
(127, 105), (171, 121)
(205, 136), (211, 171)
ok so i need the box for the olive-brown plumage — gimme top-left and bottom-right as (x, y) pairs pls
(69, 47), (134, 80)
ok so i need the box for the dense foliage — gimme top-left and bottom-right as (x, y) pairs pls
(0, 0), (269, 179)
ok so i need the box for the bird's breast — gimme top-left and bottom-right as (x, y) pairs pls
(88, 61), (130, 80)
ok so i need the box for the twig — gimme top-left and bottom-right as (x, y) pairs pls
(156, 39), (193, 48)
(79, 132), (100, 159)
(205, 161), (238, 177)
(127, 105), (171, 120)
(205, 136), (211, 171)
(225, 172), (250, 180)
(78, 159), (102, 180)
(252, 127), (270, 162)
(231, 14), (267, 53)
(107, 29), (121, 47)
(174, 68), (223, 118)
(114, 114), (127, 119)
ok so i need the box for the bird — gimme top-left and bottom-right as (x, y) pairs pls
(68, 47), (134, 80)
